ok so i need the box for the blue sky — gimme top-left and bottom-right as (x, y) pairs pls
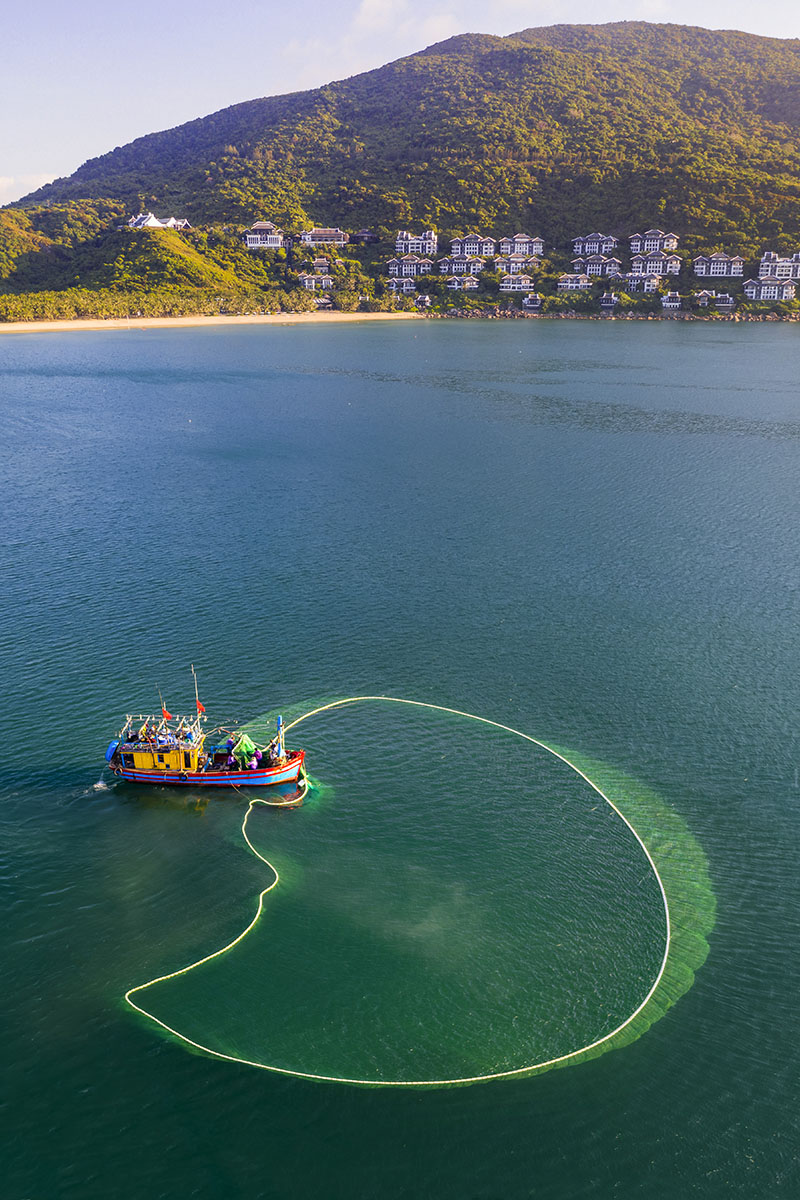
(2, 0), (799, 206)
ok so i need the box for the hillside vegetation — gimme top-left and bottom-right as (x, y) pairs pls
(3, 22), (800, 318)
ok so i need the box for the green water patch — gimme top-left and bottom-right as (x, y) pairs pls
(124, 698), (713, 1086)
(538, 745), (716, 1073)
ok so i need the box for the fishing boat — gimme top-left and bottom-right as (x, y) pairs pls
(104, 669), (305, 789)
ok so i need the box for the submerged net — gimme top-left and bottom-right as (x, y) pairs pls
(521, 745), (715, 1076)
(124, 697), (715, 1086)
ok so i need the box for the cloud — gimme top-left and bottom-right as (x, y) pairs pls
(273, 0), (611, 94)
(278, 1), (468, 92)
(0, 173), (57, 206)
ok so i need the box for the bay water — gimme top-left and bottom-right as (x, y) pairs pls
(1, 318), (798, 1197)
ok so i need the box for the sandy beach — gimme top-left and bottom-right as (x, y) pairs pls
(0, 310), (424, 335)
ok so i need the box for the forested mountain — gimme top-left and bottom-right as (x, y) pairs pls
(16, 21), (800, 253)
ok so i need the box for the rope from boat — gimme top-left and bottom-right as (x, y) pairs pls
(124, 696), (671, 1087)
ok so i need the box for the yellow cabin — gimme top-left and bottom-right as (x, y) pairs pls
(127, 745), (202, 772)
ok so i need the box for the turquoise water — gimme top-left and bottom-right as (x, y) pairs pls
(2, 320), (798, 1196)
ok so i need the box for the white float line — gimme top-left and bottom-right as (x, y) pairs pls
(124, 696), (671, 1087)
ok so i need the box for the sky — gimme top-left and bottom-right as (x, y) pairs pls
(2, 0), (799, 206)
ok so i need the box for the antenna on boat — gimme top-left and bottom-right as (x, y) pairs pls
(156, 686), (172, 721)
(190, 664), (206, 720)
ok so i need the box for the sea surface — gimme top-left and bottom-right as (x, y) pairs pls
(1, 318), (798, 1197)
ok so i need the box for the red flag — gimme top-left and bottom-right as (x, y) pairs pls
(196, 700), (206, 713)
(162, 706), (173, 720)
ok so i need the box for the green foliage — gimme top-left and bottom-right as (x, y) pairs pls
(4, 23), (800, 319)
(13, 22), (800, 256)
(331, 290), (361, 311)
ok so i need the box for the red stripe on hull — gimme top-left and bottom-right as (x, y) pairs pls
(115, 751), (305, 788)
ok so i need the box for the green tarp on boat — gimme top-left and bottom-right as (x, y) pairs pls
(232, 733), (258, 766)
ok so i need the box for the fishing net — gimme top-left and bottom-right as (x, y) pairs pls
(125, 698), (714, 1086)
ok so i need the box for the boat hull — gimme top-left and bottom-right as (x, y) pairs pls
(113, 750), (305, 788)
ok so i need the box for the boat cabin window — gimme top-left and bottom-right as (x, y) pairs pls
(183, 752), (192, 769)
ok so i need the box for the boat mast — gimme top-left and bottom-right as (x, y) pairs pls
(190, 664), (204, 736)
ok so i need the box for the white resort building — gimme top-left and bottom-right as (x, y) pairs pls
(497, 233), (545, 256)
(693, 253), (745, 277)
(694, 290), (736, 310)
(386, 278), (417, 294)
(299, 227), (349, 247)
(571, 254), (622, 276)
(297, 272), (335, 291)
(621, 273), (663, 293)
(499, 274), (536, 291)
(758, 251), (800, 279)
(572, 233), (618, 256)
(450, 233), (496, 257)
(629, 229), (680, 253)
(743, 277), (797, 301)
(127, 212), (191, 230)
(494, 254), (540, 274)
(630, 251), (681, 275)
(437, 255), (483, 275)
(386, 254), (433, 277)
(395, 229), (438, 254)
(446, 275), (479, 290)
(557, 274), (592, 290)
(244, 221), (285, 249)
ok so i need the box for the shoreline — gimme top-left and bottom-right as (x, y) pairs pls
(0, 309), (797, 335)
(0, 311), (424, 335)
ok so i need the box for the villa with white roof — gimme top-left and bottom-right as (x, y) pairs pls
(693, 253), (745, 277)
(630, 251), (681, 275)
(497, 233), (544, 256)
(571, 254), (622, 276)
(621, 273), (664, 293)
(395, 229), (438, 255)
(572, 233), (618, 256)
(629, 229), (679, 253)
(494, 253), (541, 274)
(128, 212), (191, 230)
(558, 274), (592, 290)
(450, 233), (496, 257)
(386, 255), (433, 277)
(244, 221), (285, 249)
(297, 272), (335, 291)
(386, 278), (417, 294)
(446, 275), (479, 291)
(299, 227), (349, 246)
(758, 251), (800, 279)
(743, 277), (797, 301)
(499, 274), (536, 291)
(437, 255), (484, 275)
